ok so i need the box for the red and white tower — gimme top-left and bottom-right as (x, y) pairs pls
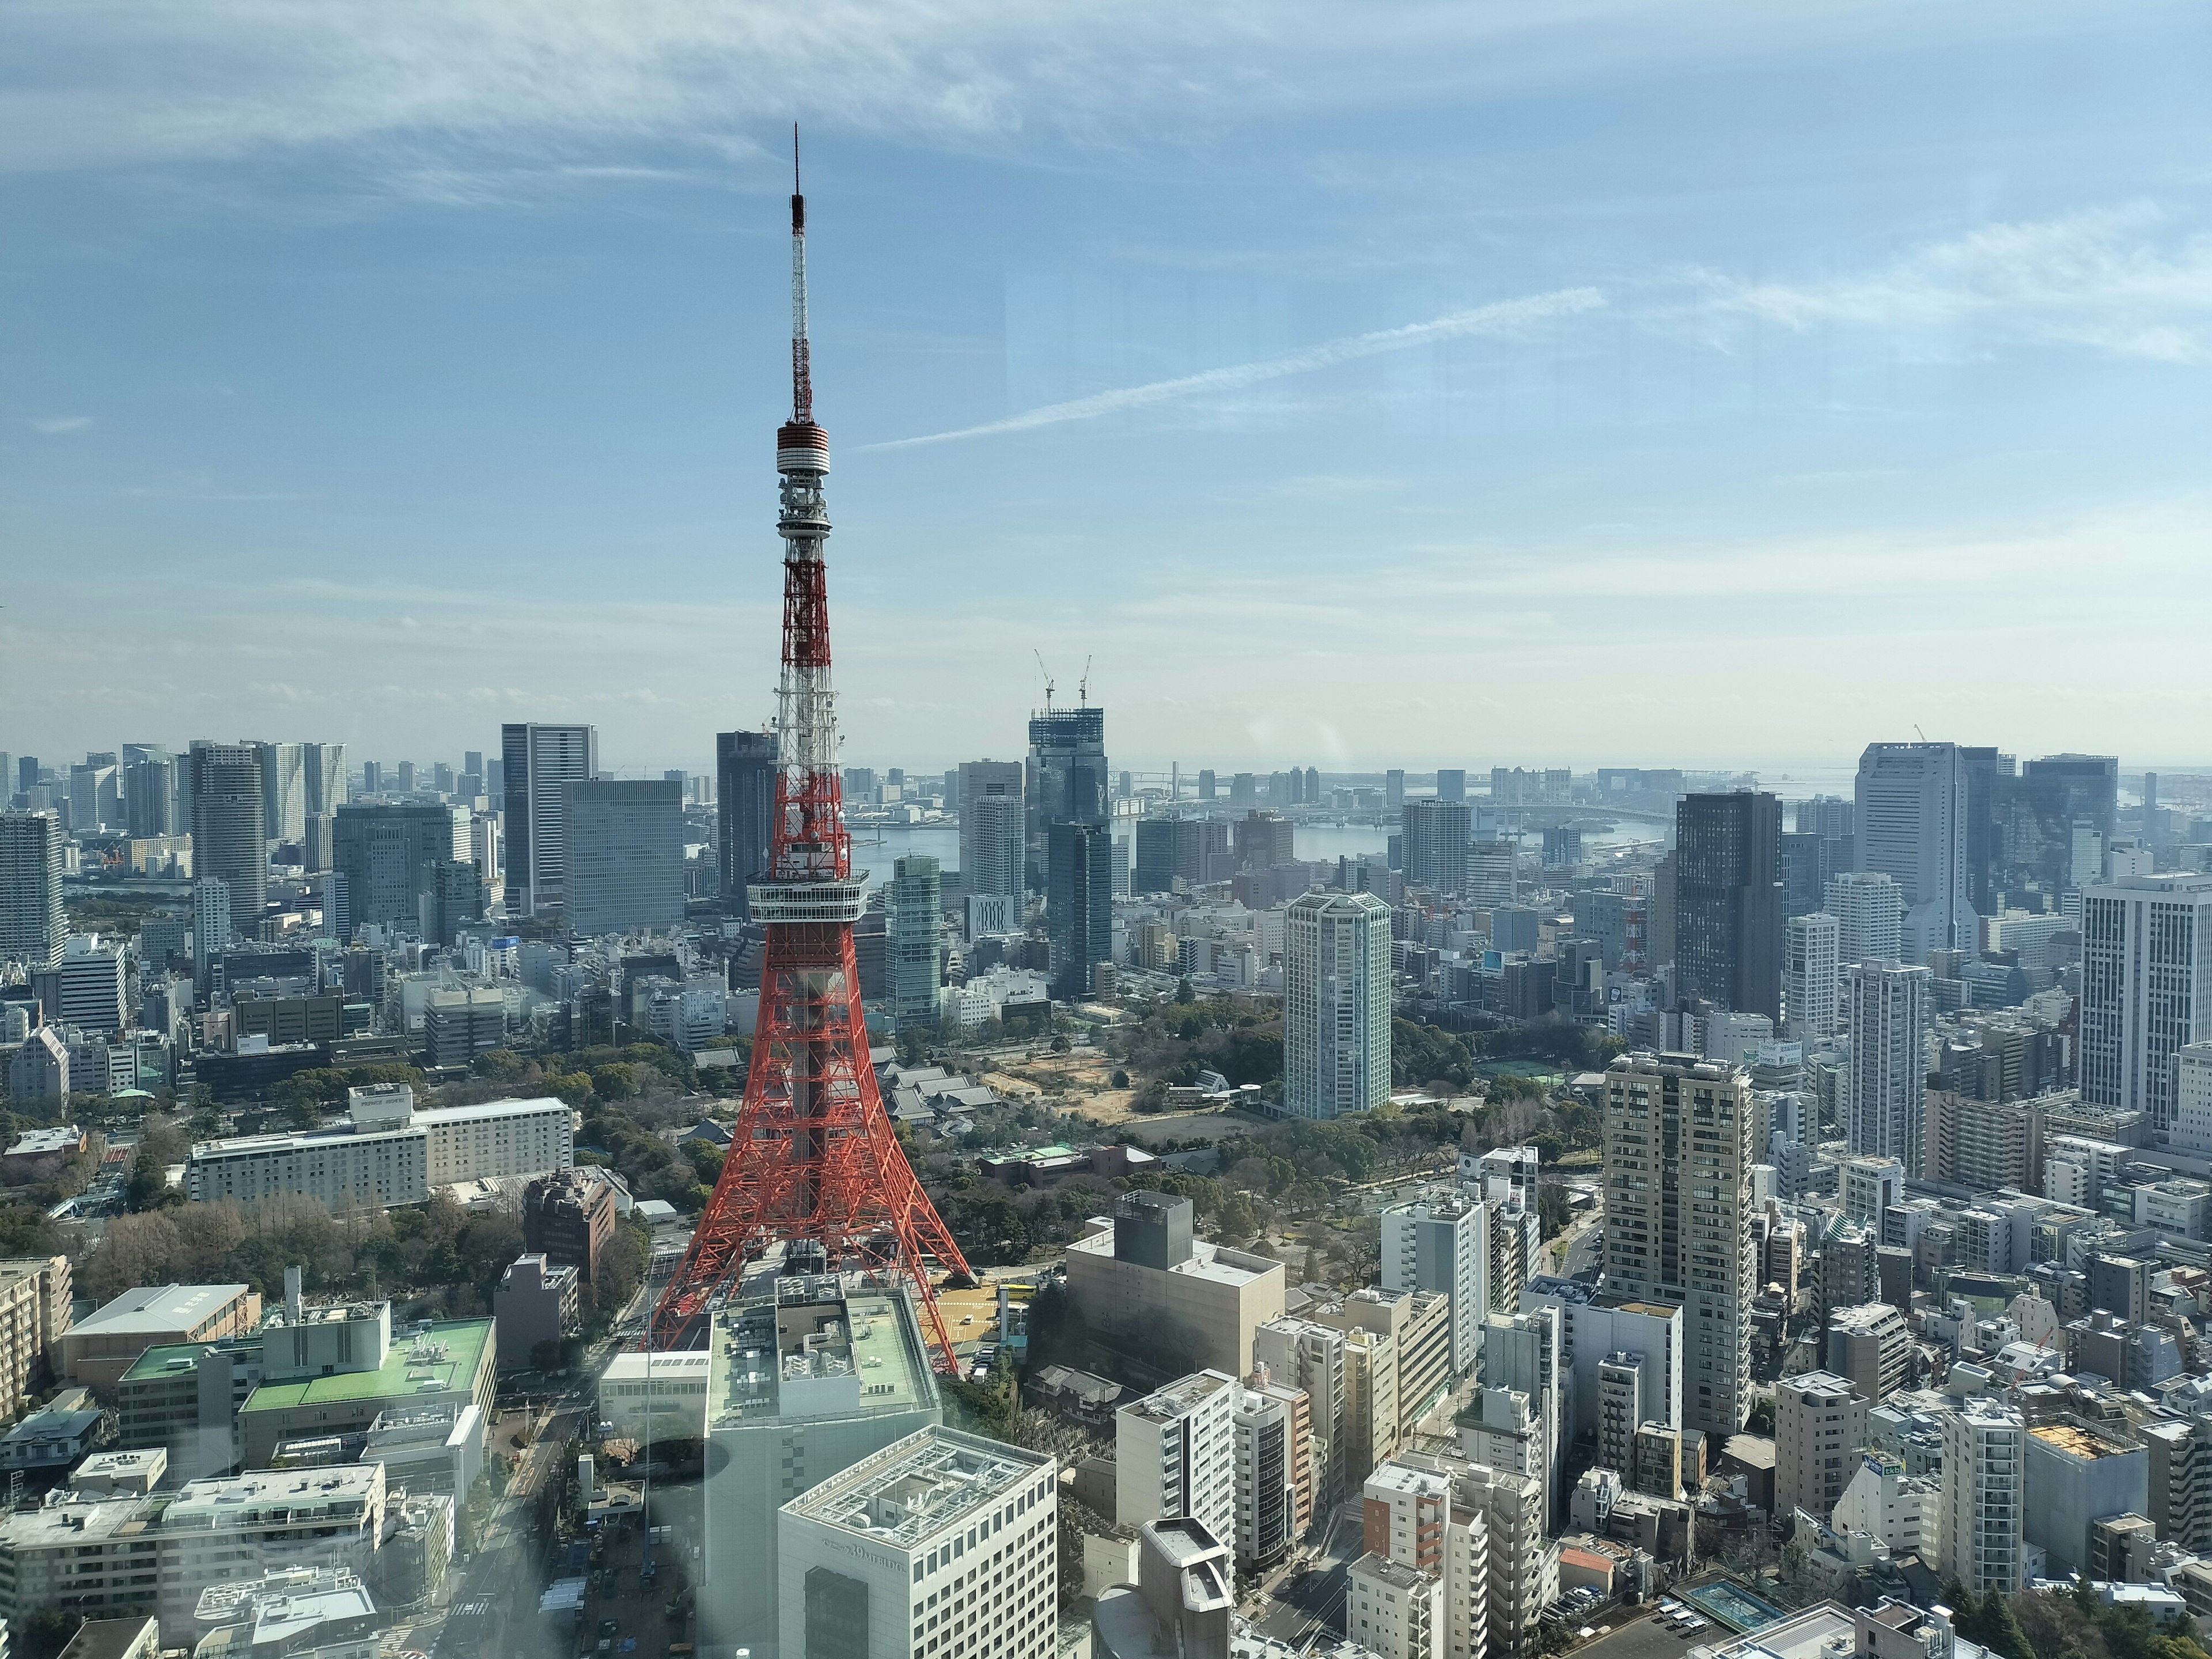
(651, 152), (974, 1364)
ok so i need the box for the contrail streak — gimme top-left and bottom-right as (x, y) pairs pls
(862, 286), (1608, 450)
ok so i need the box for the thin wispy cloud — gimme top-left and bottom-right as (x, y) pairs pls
(28, 415), (92, 433)
(1694, 203), (2212, 364)
(0, 1), (2015, 179)
(867, 287), (1607, 449)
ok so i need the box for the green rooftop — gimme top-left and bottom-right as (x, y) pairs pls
(120, 1340), (226, 1383)
(241, 1319), (493, 1412)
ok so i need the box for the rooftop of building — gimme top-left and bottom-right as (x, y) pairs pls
(1349, 1552), (1429, 1591)
(705, 1275), (934, 1428)
(1363, 1461), (1451, 1498)
(240, 1319), (489, 1413)
(165, 1464), (382, 1528)
(1070, 1220), (1281, 1288)
(190, 1094), (566, 1157)
(1122, 1370), (1236, 1425)
(72, 1283), (249, 1338)
(1779, 1371), (1860, 1404)
(782, 1425), (1050, 1546)
(1828, 1304), (1907, 1334)
(0, 1491), (157, 1547)
(196, 1571), (377, 1654)
(2028, 1421), (2135, 1460)
(7, 1127), (82, 1156)
(53, 1619), (157, 1659)
(119, 1339), (238, 1383)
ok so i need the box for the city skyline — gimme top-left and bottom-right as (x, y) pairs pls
(7, 3), (2211, 766)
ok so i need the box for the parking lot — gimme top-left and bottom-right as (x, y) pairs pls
(1574, 1609), (1714, 1659)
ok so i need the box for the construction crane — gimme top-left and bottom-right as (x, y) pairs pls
(1078, 655), (1093, 706)
(1034, 648), (1055, 708)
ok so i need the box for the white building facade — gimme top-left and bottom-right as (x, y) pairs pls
(2080, 874), (2212, 1134)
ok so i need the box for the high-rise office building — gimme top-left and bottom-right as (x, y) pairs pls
(499, 723), (599, 916)
(1435, 770), (1467, 802)
(0, 812), (66, 972)
(1784, 912), (1840, 1041)
(192, 877), (230, 990)
(255, 741), (306, 844)
(565, 779), (684, 937)
(2080, 873), (2212, 1132)
(1026, 706), (1107, 890)
(957, 760), (1025, 900)
(1854, 741), (1973, 961)
(1779, 831), (1825, 916)
(1465, 840), (1516, 908)
(1385, 770), (1406, 809)
(1844, 963), (1931, 1176)
(189, 743), (267, 942)
(1960, 745), (2005, 918)
(1600, 1052), (1754, 1437)
(123, 755), (175, 838)
(1991, 753), (2117, 908)
(1942, 1399), (2025, 1593)
(715, 730), (778, 918)
(1134, 816), (1222, 895)
(420, 859), (487, 947)
(1672, 792), (1783, 1021)
(1379, 1191), (1488, 1377)
(887, 855), (943, 1030)
(1824, 871), (1903, 970)
(332, 804), (465, 940)
(69, 760), (118, 833)
(1400, 800), (1470, 893)
(1047, 820), (1112, 999)
(1233, 810), (1294, 872)
(304, 743), (349, 817)
(1283, 889), (1392, 1120)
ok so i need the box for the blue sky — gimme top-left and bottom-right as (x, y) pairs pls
(5, 0), (2211, 778)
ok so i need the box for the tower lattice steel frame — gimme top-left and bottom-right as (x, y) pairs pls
(650, 149), (974, 1365)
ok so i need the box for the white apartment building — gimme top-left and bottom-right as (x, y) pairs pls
(1255, 1320), (1349, 1510)
(1840, 1157), (1904, 1228)
(1942, 1399), (2024, 1593)
(1360, 1461), (1486, 1659)
(1115, 1371), (1237, 1556)
(1347, 1553), (1445, 1659)
(2080, 874), (2212, 1133)
(776, 1427), (1058, 1659)
(1832, 1450), (1937, 1565)
(1785, 912), (1840, 1041)
(184, 1092), (571, 1207)
(0, 1487), (162, 1627)
(1777, 1371), (1867, 1521)
(1597, 1052), (1752, 1438)
(1283, 889), (1392, 1119)
(1381, 1191), (1489, 1378)
(2043, 1136), (2133, 1211)
(1845, 964), (1931, 1177)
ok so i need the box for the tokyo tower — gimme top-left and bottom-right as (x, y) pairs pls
(650, 141), (975, 1365)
